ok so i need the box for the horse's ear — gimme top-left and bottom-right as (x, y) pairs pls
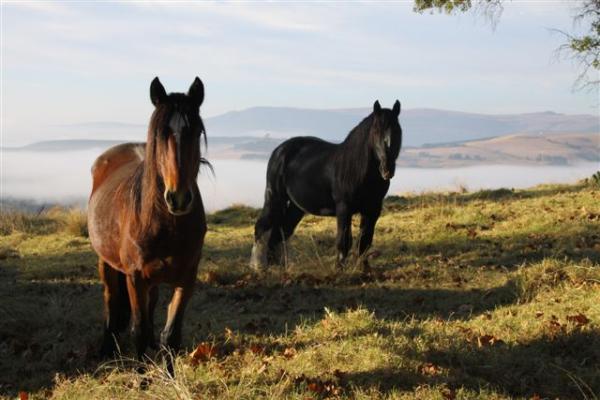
(392, 100), (401, 116)
(150, 77), (167, 107)
(373, 100), (381, 113)
(188, 77), (205, 107)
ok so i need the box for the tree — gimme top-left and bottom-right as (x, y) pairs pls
(413, 0), (600, 90)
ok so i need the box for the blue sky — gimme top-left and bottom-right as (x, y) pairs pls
(2, 0), (598, 145)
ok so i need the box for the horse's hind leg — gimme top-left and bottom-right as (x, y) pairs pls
(148, 285), (159, 349)
(125, 271), (151, 361)
(116, 271), (131, 332)
(99, 259), (129, 357)
(335, 204), (353, 269)
(251, 186), (285, 271)
(267, 203), (304, 266)
(251, 210), (272, 271)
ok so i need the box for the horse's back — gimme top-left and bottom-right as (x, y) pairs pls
(88, 143), (144, 268)
(90, 142), (145, 195)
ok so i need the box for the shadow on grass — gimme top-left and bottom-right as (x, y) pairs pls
(0, 247), (522, 396)
(344, 330), (600, 399)
(0, 262), (104, 397)
(379, 222), (600, 269)
(188, 278), (520, 333)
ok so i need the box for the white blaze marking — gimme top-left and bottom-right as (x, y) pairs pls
(168, 111), (187, 134)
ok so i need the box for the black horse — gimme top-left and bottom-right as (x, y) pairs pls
(250, 100), (402, 271)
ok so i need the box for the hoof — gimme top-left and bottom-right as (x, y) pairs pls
(250, 228), (271, 271)
(250, 240), (268, 272)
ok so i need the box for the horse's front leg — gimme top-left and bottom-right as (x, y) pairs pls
(358, 208), (381, 271)
(125, 271), (151, 360)
(161, 280), (195, 375)
(335, 204), (352, 268)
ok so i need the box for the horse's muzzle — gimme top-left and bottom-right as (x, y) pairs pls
(164, 188), (194, 215)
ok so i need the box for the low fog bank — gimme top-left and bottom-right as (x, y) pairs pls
(2, 150), (598, 212)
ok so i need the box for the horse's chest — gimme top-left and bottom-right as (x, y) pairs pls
(124, 225), (205, 283)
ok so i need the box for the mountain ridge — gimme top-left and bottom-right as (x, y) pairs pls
(9, 107), (599, 148)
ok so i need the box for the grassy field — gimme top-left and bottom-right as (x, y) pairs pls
(1, 180), (599, 399)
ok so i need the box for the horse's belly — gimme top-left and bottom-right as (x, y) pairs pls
(287, 186), (336, 216)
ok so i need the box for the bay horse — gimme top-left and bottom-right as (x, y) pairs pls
(88, 77), (208, 369)
(250, 100), (402, 271)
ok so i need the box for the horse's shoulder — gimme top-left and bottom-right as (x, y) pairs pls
(91, 142), (145, 194)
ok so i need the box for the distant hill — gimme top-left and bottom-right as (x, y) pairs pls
(216, 131), (600, 167)
(2, 137), (260, 152)
(4, 131), (598, 168)
(25, 107), (599, 149)
(7, 140), (126, 152)
(204, 107), (599, 146)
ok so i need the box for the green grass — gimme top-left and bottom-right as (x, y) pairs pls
(1, 182), (599, 399)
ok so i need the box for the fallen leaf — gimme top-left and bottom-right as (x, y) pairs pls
(307, 381), (325, 394)
(441, 387), (456, 400)
(283, 347), (297, 359)
(249, 344), (264, 355)
(567, 313), (590, 327)
(477, 334), (504, 347)
(190, 342), (217, 365)
(419, 362), (441, 376)
(19, 392), (28, 400)
(205, 271), (219, 284)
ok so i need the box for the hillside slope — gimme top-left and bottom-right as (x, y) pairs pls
(0, 182), (599, 399)
(400, 132), (600, 167)
(18, 107), (598, 149)
(205, 107), (599, 146)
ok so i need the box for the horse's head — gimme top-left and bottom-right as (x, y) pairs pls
(370, 100), (402, 180)
(148, 77), (206, 216)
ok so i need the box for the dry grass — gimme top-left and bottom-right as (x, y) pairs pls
(1, 181), (599, 399)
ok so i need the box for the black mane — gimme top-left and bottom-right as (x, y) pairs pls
(333, 114), (374, 195)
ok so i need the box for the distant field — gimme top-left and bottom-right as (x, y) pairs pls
(400, 132), (600, 168)
(1, 180), (599, 399)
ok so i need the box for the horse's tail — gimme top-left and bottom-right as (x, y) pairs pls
(251, 143), (289, 270)
(264, 143), (288, 207)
